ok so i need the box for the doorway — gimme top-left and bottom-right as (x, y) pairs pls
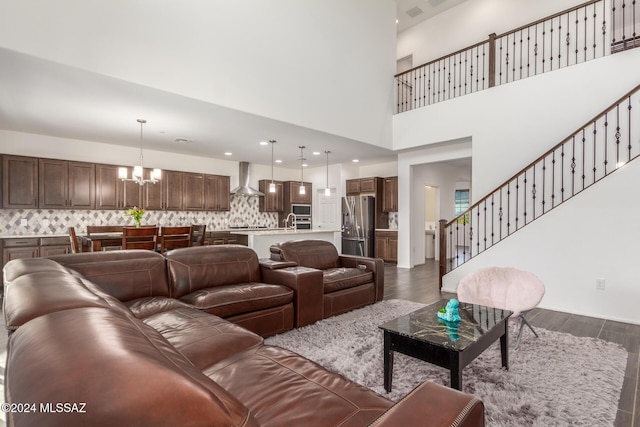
(424, 186), (437, 260)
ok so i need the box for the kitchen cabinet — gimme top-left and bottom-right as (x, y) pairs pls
(143, 168), (164, 210)
(163, 170), (184, 210)
(205, 231), (247, 246)
(39, 236), (71, 257)
(382, 176), (398, 212)
(95, 164), (142, 210)
(183, 173), (205, 211)
(375, 230), (398, 263)
(2, 237), (40, 268)
(284, 181), (312, 205)
(205, 174), (231, 211)
(258, 180), (283, 212)
(2, 155), (38, 209)
(1, 236), (71, 268)
(39, 159), (95, 209)
(346, 178), (376, 195)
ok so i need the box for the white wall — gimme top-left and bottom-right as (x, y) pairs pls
(0, 0), (396, 149)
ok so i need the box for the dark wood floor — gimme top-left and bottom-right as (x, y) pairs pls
(383, 259), (640, 427)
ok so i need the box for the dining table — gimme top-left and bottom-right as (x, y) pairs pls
(79, 233), (124, 252)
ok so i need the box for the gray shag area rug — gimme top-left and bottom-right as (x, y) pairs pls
(265, 299), (627, 426)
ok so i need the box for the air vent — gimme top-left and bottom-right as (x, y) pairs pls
(174, 138), (193, 144)
(428, 0), (446, 6)
(406, 6), (424, 18)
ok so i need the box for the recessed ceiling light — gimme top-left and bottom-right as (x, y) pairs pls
(312, 151), (320, 155)
(275, 159), (282, 163)
(302, 163), (308, 167)
(174, 137), (193, 144)
(352, 159), (360, 163)
(259, 141), (268, 146)
(224, 152), (232, 156)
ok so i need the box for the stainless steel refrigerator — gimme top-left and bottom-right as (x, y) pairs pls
(342, 195), (375, 257)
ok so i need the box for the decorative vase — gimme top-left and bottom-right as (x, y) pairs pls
(135, 218), (141, 228)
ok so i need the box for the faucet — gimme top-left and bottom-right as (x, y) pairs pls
(283, 213), (297, 231)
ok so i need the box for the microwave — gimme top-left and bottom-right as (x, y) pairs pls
(291, 204), (311, 216)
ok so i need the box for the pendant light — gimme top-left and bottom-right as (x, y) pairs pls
(269, 140), (277, 193)
(298, 145), (306, 195)
(324, 151), (331, 196)
(118, 119), (162, 186)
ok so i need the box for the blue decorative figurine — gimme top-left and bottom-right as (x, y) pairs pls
(437, 298), (461, 323)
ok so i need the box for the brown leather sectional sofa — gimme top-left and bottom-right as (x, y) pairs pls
(2, 246), (484, 426)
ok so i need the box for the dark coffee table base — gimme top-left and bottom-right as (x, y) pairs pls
(383, 316), (509, 391)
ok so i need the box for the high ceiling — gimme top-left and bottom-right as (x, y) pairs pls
(0, 1), (469, 170)
(396, 0), (468, 33)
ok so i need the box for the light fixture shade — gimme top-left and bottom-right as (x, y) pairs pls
(269, 182), (276, 193)
(299, 184), (306, 195)
(152, 168), (162, 180)
(133, 165), (143, 178)
(118, 167), (128, 179)
(325, 187), (331, 196)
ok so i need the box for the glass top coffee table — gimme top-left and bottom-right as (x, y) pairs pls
(379, 299), (512, 391)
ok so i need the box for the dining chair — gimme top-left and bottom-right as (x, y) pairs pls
(121, 227), (159, 251)
(68, 227), (80, 254)
(159, 226), (193, 252)
(191, 224), (207, 246)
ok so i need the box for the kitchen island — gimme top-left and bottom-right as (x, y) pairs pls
(230, 229), (341, 259)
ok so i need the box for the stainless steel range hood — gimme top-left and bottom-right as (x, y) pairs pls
(230, 161), (264, 197)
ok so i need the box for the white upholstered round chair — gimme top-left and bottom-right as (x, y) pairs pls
(456, 267), (545, 349)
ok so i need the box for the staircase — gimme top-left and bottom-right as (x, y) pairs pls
(438, 82), (640, 283)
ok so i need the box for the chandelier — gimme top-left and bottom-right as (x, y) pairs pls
(118, 119), (162, 186)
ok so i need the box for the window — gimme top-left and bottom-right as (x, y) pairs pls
(454, 190), (469, 215)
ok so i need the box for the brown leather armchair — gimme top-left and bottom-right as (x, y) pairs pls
(269, 239), (384, 321)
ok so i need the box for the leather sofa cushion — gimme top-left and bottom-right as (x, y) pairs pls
(4, 271), (116, 331)
(5, 307), (257, 427)
(144, 307), (263, 369)
(47, 250), (170, 301)
(166, 246), (263, 298)
(323, 268), (374, 294)
(205, 345), (393, 426)
(124, 296), (195, 319)
(179, 283), (294, 318)
(270, 240), (340, 270)
(3, 257), (69, 282)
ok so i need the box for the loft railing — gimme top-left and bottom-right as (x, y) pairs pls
(438, 83), (640, 284)
(396, 0), (639, 113)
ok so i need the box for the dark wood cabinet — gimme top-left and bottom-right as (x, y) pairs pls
(346, 179), (360, 195)
(183, 173), (205, 211)
(2, 155), (38, 208)
(2, 153), (231, 213)
(163, 171), (184, 211)
(259, 180), (284, 212)
(96, 164), (142, 210)
(383, 176), (398, 212)
(285, 181), (312, 205)
(143, 168), (163, 210)
(205, 174), (231, 211)
(346, 178), (376, 196)
(375, 230), (398, 263)
(39, 159), (95, 209)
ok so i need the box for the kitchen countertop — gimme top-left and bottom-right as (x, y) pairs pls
(230, 229), (340, 236)
(0, 234), (69, 239)
(375, 228), (398, 232)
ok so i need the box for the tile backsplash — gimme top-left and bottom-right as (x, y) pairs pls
(388, 212), (398, 229)
(0, 196), (277, 235)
